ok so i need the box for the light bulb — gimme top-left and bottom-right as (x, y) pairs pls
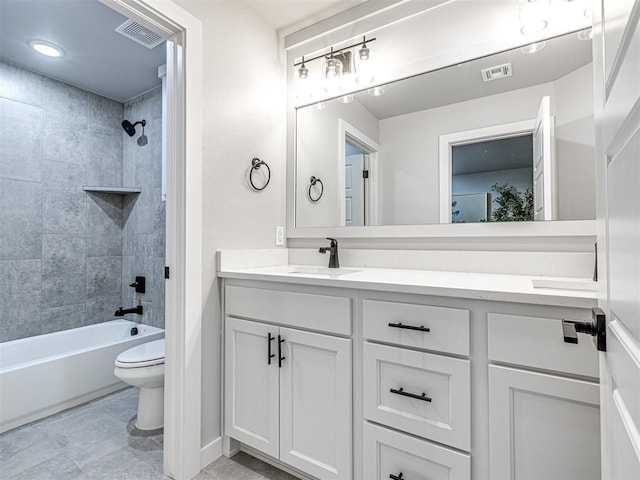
(316, 102), (327, 110)
(338, 94), (354, 104)
(323, 56), (343, 93)
(520, 41), (546, 54)
(577, 28), (593, 41)
(368, 86), (385, 97)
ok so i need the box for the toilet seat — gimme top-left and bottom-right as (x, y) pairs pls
(115, 339), (165, 368)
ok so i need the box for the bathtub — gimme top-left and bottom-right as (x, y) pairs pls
(0, 320), (164, 433)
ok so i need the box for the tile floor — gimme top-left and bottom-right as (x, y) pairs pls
(0, 387), (298, 480)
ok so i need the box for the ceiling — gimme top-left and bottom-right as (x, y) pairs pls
(351, 30), (592, 120)
(0, 0), (166, 103)
(243, 0), (367, 32)
(452, 134), (533, 176)
(0, 0), (363, 103)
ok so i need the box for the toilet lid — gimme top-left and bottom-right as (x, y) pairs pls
(115, 339), (165, 368)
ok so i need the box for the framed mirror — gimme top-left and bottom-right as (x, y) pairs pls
(294, 30), (595, 231)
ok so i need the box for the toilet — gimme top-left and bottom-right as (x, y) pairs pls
(113, 339), (165, 430)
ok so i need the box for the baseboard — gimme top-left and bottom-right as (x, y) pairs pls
(200, 436), (222, 469)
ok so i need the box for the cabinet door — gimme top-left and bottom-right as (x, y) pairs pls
(279, 328), (352, 480)
(224, 317), (279, 458)
(489, 365), (601, 480)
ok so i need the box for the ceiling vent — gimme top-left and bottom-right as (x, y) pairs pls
(481, 63), (513, 82)
(115, 19), (164, 49)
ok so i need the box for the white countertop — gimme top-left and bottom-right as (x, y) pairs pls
(218, 264), (598, 309)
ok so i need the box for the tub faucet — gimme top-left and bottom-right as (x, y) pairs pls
(319, 237), (340, 268)
(114, 305), (143, 317)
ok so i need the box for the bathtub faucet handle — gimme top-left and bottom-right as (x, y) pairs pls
(128, 276), (146, 294)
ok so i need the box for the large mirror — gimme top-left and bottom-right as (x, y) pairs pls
(295, 31), (595, 228)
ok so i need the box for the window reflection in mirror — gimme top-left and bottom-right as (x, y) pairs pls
(295, 30), (596, 228)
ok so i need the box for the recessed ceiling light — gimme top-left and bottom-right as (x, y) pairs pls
(30, 41), (64, 58)
(520, 41), (546, 54)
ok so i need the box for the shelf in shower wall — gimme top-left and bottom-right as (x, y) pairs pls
(83, 186), (142, 195)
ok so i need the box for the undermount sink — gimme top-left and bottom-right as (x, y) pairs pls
(532, 278), (598, 292)
(286, 266), (360, 276)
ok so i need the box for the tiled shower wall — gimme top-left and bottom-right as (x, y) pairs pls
(0, 61), (164, 342)
(121, 88), (165, 329)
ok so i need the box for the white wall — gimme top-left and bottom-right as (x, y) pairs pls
(377, 64), (594, 225)
(295, 99), (378, 227)
(173, 0), (286, 449)
(554, 64), (596, 220)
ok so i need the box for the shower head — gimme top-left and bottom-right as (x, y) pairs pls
(121, 119), (146, 137)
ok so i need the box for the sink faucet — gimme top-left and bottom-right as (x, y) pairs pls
(319, 237), (340, 268)
(114, 305), (143, 317)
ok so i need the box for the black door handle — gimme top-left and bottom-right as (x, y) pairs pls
(267, 333), (275, 365)
(278, 335), (285, 368)
(562, 307), (606, 352)
(389, 473), (404, 480)
(390, 387), (432, 403)
(388, 322), (430, 333)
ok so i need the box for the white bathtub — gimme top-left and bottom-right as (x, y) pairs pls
(0, 319), (164, 433)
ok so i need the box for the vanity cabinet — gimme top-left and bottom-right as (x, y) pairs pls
(488, 312), (601, 480)
(220, 277), (599, 480)
(224, 286), (352, 480)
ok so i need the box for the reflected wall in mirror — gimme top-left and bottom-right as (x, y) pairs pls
(295, 31), (595, 228)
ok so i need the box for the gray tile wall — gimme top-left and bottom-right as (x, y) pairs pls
(0, 62), (164, 342)
(121, 88), (165, 329)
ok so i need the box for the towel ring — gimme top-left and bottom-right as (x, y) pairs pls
(249, 158), (271, 191)
(308, 176), (324, 202)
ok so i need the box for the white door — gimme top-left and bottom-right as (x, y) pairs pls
(345, 153), (365, 226)
(489, 365), (601, 479)
(279, 327), (352, 480)
(533, 95), (555, 221)
(595, 1), (640, 478)
(224, 318), (280, 458)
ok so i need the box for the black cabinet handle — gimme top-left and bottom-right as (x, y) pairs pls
(278, 335), (285, 368)
(389, 473), (404, 480)
(390, 387), (432, 403)
(268, 333), (275, 365)
(388, 322), (430, 333)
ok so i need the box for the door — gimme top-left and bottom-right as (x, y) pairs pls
(279, 327), (352, 480)
(224, 317), (280, 458)
(533, 95), (555, 221)
(345, 153), (365, 226)
(489, 365), (601, 479)
(595, 1), (640, 478)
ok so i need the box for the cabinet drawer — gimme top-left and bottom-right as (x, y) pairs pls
(363, 422), (470, 480)
(225, 285), (351, 336)
(363, 299), (469, 356)
(488, 312), (598, 378)
(363, 342), (471, 451)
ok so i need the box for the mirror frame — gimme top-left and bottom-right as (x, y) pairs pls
(285, 7), (596, 240)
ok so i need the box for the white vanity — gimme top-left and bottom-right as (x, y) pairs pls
(219, 262), (600, 480)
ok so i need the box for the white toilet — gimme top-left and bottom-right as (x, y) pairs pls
(113, 339), (165, 430)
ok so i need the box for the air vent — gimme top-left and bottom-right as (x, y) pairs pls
(481, 63), (513, 82)
(115, 19), (164, 49)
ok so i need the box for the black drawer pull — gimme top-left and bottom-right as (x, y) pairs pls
(390, 387), (432, 403)
(388, 322), (430, 333)
(278, 335), (285, 368)
(267, 333), (275, 365)
(389, 473), (404, 480)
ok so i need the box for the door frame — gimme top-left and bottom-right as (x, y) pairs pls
(99, 1), (203, 479)
(438, 119), (535, 223)
(338, 119), (381, 226)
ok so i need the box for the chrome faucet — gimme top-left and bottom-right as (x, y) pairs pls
(319, 237), (340, 268)
(114, 305), (143, 317)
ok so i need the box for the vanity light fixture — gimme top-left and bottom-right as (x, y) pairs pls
(518, 0), (550, 35)
(367, 86), (385, 97)
(30, 40), (64, 57)
(338, 94), (354, 104)
(293, 36), (377, 96)
(520, 41), (546, 54)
